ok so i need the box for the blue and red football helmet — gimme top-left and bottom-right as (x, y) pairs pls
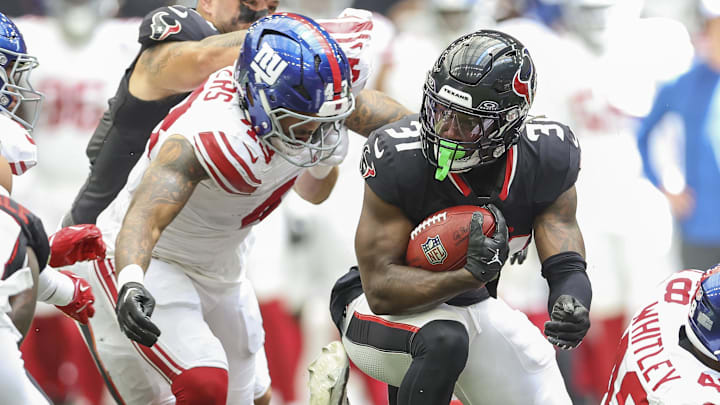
(687, 265), (720, 361)
(235, 13), (355, 167)
(0, 12), (42, 132)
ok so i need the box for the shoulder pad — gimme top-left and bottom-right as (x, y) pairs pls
(0, 196), (48, 273)
(0, 115), (37, 176)
(519, 118), (581, 204)
(360, 114), (424, 205)
(138, 5), (218, 48)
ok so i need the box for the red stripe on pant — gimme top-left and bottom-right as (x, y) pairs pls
(94, 259), (187, 383)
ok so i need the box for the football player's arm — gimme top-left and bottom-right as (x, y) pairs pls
(7, 247), (40, 341)
(130, 30), (246, 100)
(355, 184), (483, 314)
(294, 167), (339, 204)
(115, 135), (209, 271)
(0, 155), (12, 194)
(534, 185), (591, 349)
(345, 89), (412, 138)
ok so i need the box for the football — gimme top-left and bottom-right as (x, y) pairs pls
(405, 205), (496, 272)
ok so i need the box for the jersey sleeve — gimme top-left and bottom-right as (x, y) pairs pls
(0, 196), (49, 279)
(318, 8), (374, 95)
(148, 67), (262, 196)
(138, 5), (218, 50)
(521, 118), (582, 206)
(0, 116), (37, 175)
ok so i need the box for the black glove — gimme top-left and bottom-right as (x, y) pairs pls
(510, 246), (528, 265)
(465, 204), (509, 284)
(543, 294), (590, 350)
(116, 282), (161, 347)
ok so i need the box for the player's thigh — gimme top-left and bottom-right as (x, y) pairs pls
(199, 280), (262, 404)
(340, 293), (468, 387)
(76, 259), (175, 404)
(0, 328), (50, 405)
(454, 298), (571, 405)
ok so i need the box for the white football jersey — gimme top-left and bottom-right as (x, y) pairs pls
(0, 114), (36, 176)
(98, 12), (373, 287)
(603, 270), (720, 404)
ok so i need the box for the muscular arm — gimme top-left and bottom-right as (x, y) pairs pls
(129, 30), (246, 100)
(345, 89), (412, 138)
(294, 167), (339, 204)
(8, 247), (40, 341)
(533, 185), (585, 261)
(115, 135), (209, 271)
(355, 184), (482, 314)
(0, 155), (11, 194)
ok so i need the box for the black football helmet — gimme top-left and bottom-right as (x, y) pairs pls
(420, 30), (537, 181)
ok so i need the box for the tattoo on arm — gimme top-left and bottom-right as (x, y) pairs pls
(115, 136), (208, 271)
(346, 89), (412, 137)
(533, 186), (586, 261)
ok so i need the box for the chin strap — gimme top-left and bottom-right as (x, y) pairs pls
(434, 140), (466, 181)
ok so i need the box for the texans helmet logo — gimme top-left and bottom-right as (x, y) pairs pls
(512, 48), (534, 105)
(150, 11), (182, 41)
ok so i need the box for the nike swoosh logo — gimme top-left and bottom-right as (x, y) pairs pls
(168, 5), (188, 18)
(374, 138), (383, 158)
(244, 143), (259, 163)
(79, 285), (89, 292)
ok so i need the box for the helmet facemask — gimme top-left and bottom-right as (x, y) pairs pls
(420, 83), (523, 181)
(687, 265), (720, 361)
(0, 51), (42, 133)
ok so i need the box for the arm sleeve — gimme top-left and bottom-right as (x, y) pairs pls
(526, 120), (582, 207)
(541, 252), (591, 313)
(138, 5), (218, 50)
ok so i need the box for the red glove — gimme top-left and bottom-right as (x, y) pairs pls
(55, 270), (95, 324)
(48, 224), (106, 268)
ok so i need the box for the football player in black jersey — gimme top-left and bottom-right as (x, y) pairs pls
(318, 30), (591, 405)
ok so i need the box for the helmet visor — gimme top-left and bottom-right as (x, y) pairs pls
(689, 266), (720, 360)
(432, 102), (499, 143)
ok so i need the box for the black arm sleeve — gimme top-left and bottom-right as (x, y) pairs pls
(541, 252), (591, 314)
(138, 6), (218, 51)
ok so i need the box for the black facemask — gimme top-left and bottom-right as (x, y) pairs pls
(238, 2), (269, 24)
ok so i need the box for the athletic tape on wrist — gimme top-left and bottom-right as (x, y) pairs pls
(117, 264), (145, 289)
(307, 164), (334, 180)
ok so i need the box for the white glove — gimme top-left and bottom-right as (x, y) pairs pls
(308, 127), (349, 179)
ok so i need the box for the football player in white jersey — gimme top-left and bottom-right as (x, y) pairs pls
(603, 265), (720, 404)
(70, 13), (409, 405)
(0, 11), (41, 178)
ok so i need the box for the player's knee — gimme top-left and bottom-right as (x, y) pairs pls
(412, 320), (469, 371)
(171, 367), (228, 405)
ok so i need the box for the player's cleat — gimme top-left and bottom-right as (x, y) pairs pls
(308, 341), (350, 405)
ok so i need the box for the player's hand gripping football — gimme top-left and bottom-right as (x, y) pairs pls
(465, 204), (509, 284)
(544, 294), (590, 350)
(55, 270), (95, 325)
(48, 224), (107, 268)
(116, 282), (161, 347)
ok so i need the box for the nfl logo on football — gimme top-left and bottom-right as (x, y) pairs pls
(421, 236), (447, 265)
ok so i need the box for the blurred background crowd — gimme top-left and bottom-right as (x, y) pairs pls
(3, 0), (718, 404)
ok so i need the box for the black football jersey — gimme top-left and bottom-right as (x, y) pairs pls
(0, 195), (49, 280)
(360, 114), (581, 304)
(69, 5), (220, 225)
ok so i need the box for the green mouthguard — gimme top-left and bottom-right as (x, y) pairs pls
(434, 140), (466, 181)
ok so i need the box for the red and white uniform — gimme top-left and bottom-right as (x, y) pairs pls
(71, 12), (373, 405)
(0, 113), (37, 176)
(603, 270), (720, 404)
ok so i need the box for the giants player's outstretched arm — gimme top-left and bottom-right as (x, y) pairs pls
(115, 136), (209, 271)
(131, 30), (247, 100)
(0, 156), (11, 194)
(345, 89), (412, 138)
(533, 185), (592, 350)
(355, 184), (484, 314)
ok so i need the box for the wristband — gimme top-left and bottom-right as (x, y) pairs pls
(307, 164), (334, 180)
(37, 268), (75, 306)
(117, 264), (145, 289)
